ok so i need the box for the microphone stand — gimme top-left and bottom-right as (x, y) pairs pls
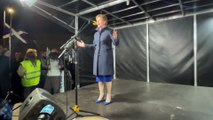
(59, 21), (100, 119)
(58, 37), (76, 59)
(59, 34), (78, 50)
(67, 43), (100, 120)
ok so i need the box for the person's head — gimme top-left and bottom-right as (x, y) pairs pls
(40, 51), (46, 58)
(49, 49), (59, 60)
(25, 48), (37, 61)
(15, 52), (23, 60)
(96, 14), (108, 28)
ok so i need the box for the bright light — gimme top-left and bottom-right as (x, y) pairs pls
(20, 0), (37, 7)
(126, 0), (130, 6)
(7, 8), (14, 14)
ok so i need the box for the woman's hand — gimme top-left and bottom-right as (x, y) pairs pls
(76, 40), (85, 48)
(113, 30), (118, 40)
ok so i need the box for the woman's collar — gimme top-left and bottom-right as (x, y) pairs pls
(96, 26), (107, 31)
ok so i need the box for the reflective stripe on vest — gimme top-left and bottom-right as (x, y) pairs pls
(21, 60), (41, 87)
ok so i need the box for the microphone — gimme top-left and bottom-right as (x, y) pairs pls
(70, 34), (79, 40)
(60, 34), (79, 49)
(92, 20), (97, 26)
(88, 19), (97, 26)
(37, 104), (54, 120)
(65, 39), (75, 49)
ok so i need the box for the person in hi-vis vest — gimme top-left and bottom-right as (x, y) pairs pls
(17, 48), (41, 98)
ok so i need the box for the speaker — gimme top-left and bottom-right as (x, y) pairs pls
(19, 88), (66, 120)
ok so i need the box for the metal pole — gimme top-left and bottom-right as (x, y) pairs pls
(113, 30), (116, 79)
(74, 16), (79, 106)
(3, 11), (6, 46)
(75, 16), (79, 88)
(9, 12), (12, 74)
(146, 23), (150, 83)
(193, 15), (197, 87)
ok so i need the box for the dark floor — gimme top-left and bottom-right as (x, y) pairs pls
(53, 79), (213, 120)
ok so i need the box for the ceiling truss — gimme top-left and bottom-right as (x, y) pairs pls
(28, 0), (213, 30)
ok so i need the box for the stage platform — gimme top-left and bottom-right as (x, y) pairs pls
(12, 79), (213, 120)
(52, 79), (213, 120)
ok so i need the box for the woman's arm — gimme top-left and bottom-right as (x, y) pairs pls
(17, 65), (25, 77)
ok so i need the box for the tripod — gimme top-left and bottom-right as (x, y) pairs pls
(62, 42), (100, 119)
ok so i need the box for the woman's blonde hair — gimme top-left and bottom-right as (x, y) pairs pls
(25, 48), (37, 60)
(96, 14), (108, 24)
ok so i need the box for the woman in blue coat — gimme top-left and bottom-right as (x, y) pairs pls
(77, 14), (119, 105)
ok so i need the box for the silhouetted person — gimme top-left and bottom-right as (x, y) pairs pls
(0, 45), (10, 101)
(44, 49), (63, 94)
(9, 52), (25, 104)
(0, 45), (12, 119)
(39, 51), (48, 88)
(65, 58), (75, 89)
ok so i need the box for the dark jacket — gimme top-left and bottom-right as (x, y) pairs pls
(0, 55), (10, 101)
(85, 27), (119, 75)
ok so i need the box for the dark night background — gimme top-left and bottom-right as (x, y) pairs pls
(1, 0), (75, 53)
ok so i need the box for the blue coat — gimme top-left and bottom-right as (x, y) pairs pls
(85, 27), (119, 76)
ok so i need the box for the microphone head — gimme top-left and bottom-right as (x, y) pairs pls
(92, 20), (97, 26)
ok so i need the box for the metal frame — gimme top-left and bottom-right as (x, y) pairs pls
(31, 0), (213, 30)
(178, 0), (184, 16)
(78, 0), (127, 16)
(132, 0), (154, 21)
(33, 5), (76, 30)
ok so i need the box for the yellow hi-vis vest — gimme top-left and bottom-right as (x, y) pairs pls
(21, 60), (41, 87)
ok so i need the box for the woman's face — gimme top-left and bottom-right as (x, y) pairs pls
(96, 17), (107, 28)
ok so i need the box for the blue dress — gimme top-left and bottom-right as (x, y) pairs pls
(96, 75), (112, 82)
